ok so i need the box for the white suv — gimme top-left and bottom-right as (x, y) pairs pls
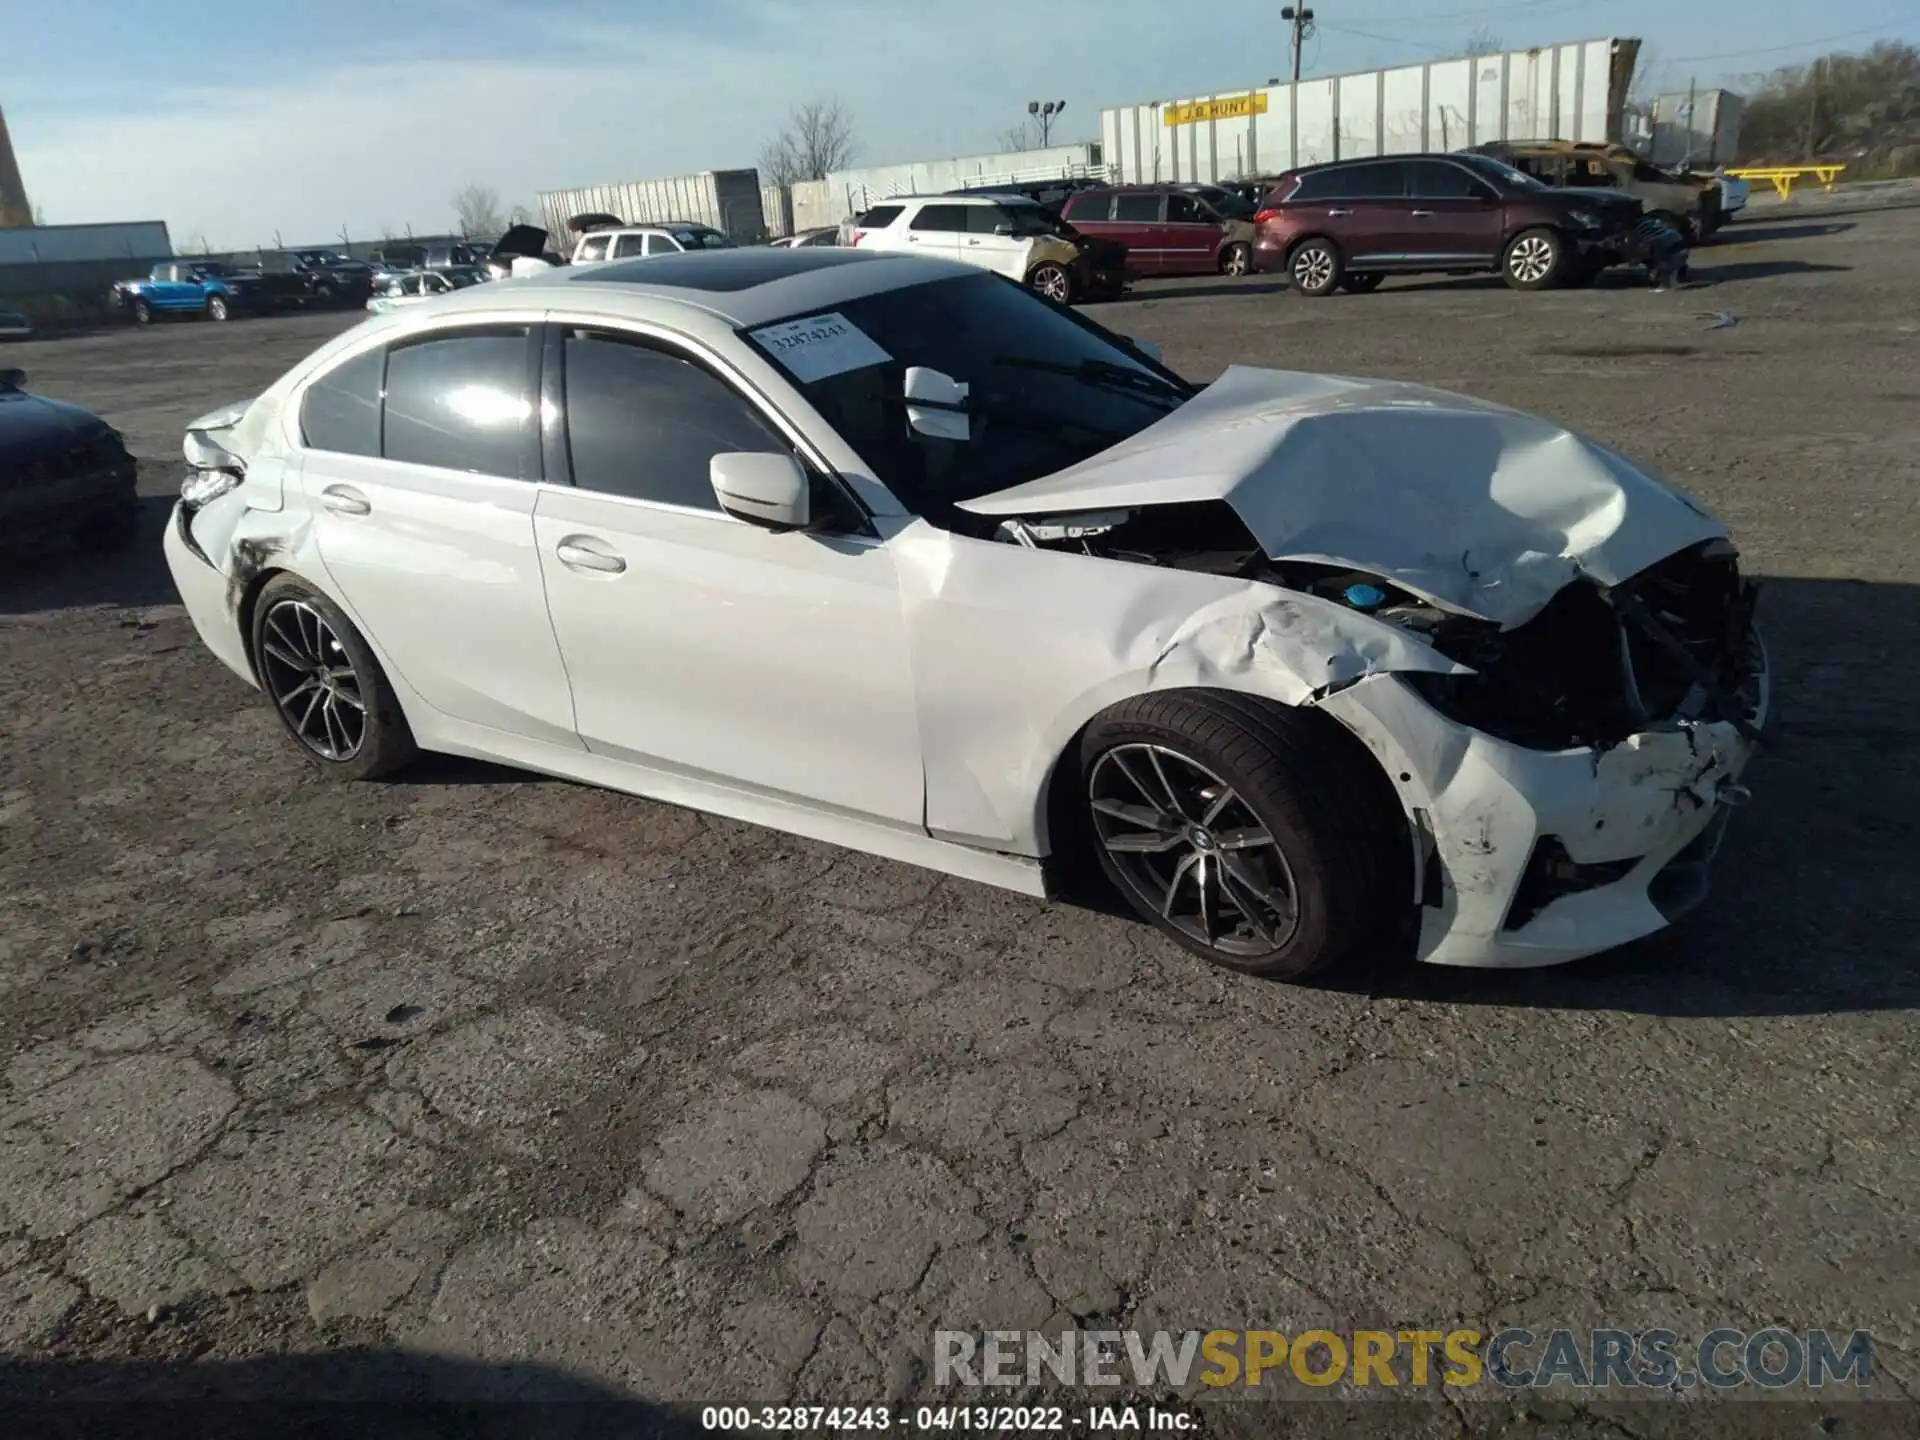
(571, 223), (736, 268)
(849, 195), (1089, 303)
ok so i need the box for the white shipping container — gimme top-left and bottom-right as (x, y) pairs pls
(1640, 88), (1745, 167)
(537, 169), (768, 244)
(821, 143), (1108, 219)
(1101, 37), (1641, 185)
(0, 220), (173, 265)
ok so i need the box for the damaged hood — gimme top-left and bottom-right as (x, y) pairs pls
(959, 365), (1726, 628)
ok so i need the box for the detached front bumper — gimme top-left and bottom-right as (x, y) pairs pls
(1319, 644), (1769, 968)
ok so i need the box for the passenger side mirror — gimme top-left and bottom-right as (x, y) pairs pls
(903, 366), (971, 441)
(710, 452), (811, 530)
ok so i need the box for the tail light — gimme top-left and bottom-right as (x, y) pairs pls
(1254, 208), (1280, 226)
(849, 229), (867, 246)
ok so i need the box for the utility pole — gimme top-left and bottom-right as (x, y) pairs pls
(1682, 76), (1696, 169)
(1806, 56), (1821, 161)
(1281, 4), (1315, 85)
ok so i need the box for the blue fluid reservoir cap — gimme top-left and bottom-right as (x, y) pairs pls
(1343, 583), (1387, 611)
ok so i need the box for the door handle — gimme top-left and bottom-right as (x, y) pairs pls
(1326, 207), (1353, 216)
(966, 238), (982, 245)
(320, 484), (370, 516)
(555, 538), (626, 575)
(906, 235), (921, 243)
(1410, 209), (1436, 217)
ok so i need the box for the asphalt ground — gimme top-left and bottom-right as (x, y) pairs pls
(2, 195), (1916, 1437)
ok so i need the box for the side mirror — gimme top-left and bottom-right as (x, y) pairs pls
(993, 223), (1014, 236)
(711, 452), (810, 530)
(1123, 337), (1163, 363)
(0, 367), (25, 392)
(903, 366), (971, 441)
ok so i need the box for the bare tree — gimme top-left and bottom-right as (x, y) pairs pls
(998, 120), (1040, 153)
(507, 201), (536, 226)
(1464, 26), (1501, 58)
(758, 99), (858, 186)
(451, 183), (507, 238)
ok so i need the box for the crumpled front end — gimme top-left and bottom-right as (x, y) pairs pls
(1316, 540), (1769, 967)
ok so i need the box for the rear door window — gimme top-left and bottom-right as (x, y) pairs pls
(300, 346), (385, 457)
(908, 204), (969, 232)
(1112, 193), (1162, 222)
(609, 233), (647, 259)
(381, 326), (537, 479)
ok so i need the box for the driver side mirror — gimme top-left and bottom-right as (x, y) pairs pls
(903, 366), (971, 441)
(711, 452), (810, 530)
(993, 223), (1014, 236)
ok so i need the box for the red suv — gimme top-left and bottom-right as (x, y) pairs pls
(1059, 186), (1258, 278)
(1252, 153), (1642, 295)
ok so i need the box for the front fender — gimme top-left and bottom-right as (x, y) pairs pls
(889, 525), (1462, 855)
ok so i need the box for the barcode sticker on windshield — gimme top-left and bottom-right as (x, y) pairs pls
(749, 313), (891, 383)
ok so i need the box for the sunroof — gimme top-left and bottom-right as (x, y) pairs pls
(571, 248), (904, 293)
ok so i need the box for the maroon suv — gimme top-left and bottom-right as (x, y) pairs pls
(1060, 186), (1258, 278)
(1251, 153), (1642, 295)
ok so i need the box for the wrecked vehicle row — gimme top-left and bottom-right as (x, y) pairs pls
(161, 246), (1767, 980)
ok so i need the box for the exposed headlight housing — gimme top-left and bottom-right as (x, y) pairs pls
(180, 469), (242, 508)
(1568, 209), (1602, 230)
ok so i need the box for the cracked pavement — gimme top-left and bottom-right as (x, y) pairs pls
(2, 199), (1917, 1431)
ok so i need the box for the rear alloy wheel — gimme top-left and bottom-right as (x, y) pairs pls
(1503, 228), (1565, 290)
(1220, 242), (1252, 277)
(207, 294), (231, 322)
(1289, 239), (1343, 297)
(1028, 262), (1073, 304)
(1340, 272), (1384, 294)
(252, 575), (417, 781)
(1080, 690), (1405, 979)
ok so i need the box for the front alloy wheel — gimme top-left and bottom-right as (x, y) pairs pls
(1028, 262), (1072, 304)
(1503, 228), (1563, 290)
(207, 294), (231, 321)
(1089, 743), (1299, 959)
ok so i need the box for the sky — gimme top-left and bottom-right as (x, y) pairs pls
(2, 0), (1916, 248)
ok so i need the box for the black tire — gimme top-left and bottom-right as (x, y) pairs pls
(131, 297), (153, 326)
(1220, 242), (1252, 277)
(207, 294), (231, 322)
(1288, 238), (1343, 297)
(1502, 227), (1566, 290)
(250, 574), (417, 781)
(1339, 272), (1384, 294)
(1078, 689), (1406, 980)
(1027, 261), (1073, 305)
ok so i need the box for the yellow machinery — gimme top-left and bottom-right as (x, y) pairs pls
(1722, 165), (1847, 201)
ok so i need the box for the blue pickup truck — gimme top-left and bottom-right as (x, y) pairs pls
(110, 261), (308, 324)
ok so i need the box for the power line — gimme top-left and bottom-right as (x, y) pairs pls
(1314, 22), (1455, 53)
(1341, 0), (1592, 25)
(1663, 17), (1919, 64)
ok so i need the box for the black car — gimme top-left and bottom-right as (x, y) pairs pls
(0, 367), (139, 555)
(286, 250), (376, 307)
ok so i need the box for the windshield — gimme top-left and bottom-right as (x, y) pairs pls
(1192, 186), (1256, 218)
(676, 228), (733, 250)
(746, 273), (1192, 525)
(1459, 153), (1546, 191)
(998, 201), (1058, 236)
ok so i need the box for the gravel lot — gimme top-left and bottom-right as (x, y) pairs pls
(3, 199), (1917, 1434)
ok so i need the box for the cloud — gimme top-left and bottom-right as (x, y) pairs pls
(9, 0), (1246, 247)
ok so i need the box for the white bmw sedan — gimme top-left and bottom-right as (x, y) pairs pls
(164, 248), (1767, 978)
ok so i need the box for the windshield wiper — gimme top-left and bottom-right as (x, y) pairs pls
(992, 355), (1192, 405)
